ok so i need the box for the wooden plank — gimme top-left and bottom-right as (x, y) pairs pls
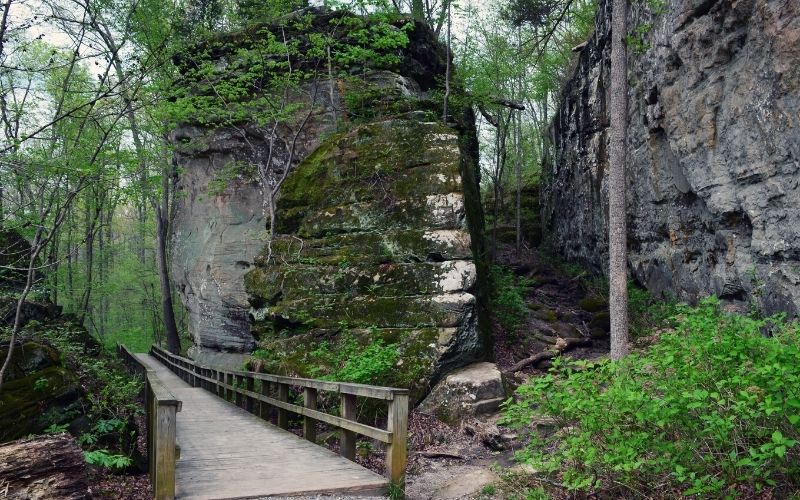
(386, 394), (409, 490)
(340, 393), (357, 460)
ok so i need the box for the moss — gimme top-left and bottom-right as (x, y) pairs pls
(246, 262), (466, 304)
(263, 294), (467, 330)
(248, 326), (440, 402)
(0, 364), (81, 442)
(579, 296), (608, 313)
(532, 308), (558, 323)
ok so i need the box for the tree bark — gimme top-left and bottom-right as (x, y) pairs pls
(0, 435), (91, 500)
(608, 0), (630, 360)
(156, 164), (181, 354)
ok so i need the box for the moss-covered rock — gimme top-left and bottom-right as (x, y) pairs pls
(169, 9), (488, 398)
(578, 295), (608, 313)
(0, 341), (84, 443)
(245, 119), (487, 399)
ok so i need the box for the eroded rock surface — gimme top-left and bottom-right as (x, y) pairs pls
(542, 0), (800, 315)
(169, 10), (489, 391)
(418, 362), (506, 424)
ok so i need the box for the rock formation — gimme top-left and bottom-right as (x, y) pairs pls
(170, 9), (489, 389)
(541, 0), (800, 315)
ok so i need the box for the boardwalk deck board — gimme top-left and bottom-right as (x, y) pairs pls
(133, 354), (388, 499)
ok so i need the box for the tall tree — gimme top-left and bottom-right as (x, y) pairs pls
(608, 0), (629, 359)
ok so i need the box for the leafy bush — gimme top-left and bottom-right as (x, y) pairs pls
(628, 283), (678, 336)
(490, 266), (533, 333)
(501, 297), (800, 497)
(312, 332), (399, 385)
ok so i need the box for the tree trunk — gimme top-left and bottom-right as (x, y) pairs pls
(608, 0), (630, 360)
(156, 166), (181, 354)
(411, 0), (424, 21)
(0, 435), (91, 500)
(514, 110), (522, 253)
(442, 2), (451, 122)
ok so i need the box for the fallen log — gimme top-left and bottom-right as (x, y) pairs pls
(0, 434), (92, 499)
(505, 337), (593, 373)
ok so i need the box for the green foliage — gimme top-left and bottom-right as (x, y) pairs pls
(501, 297), (800, 496)
(28, 323), (143, 464)
(207, 160), (259, 196)
(311, 331), (399, 385)
(84, 449), (133, 470)
(33, 377), (50, 391)
(252, 329), (401, 386)
(628, 284), (678, 336)
(45, 423), (70, 434)
(490, 266), (533, 332)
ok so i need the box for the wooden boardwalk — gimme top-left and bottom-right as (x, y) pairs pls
(134, 353), (389, 499)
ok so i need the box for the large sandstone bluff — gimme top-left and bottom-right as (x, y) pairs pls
(170, 10), (490, 391)
(542, 0), (800, 315)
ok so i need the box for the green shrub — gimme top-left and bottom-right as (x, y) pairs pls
(628, 284), (678, 336)
(490, 266), (533, 333)
(84, 449), (133, 470)
(315, 332), (399, 385)
(501, 297), (800, 497)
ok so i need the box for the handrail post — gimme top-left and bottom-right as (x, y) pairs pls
(235, 375), (244, 407)
(303, 388), (318, 442)
(153, 401), (179, 500)
(260, 381), (272, 422)
(386, 393), (408, 494)
(146, 379), (154, 490)
(226, 373), (233, 402)
(277, 383), (289, 429)
(340, 394), (356, 460)
(245, 376), (255, 413)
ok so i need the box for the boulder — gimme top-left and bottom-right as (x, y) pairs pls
(418, 362), (506, 424)
(0, 341), (84, 442)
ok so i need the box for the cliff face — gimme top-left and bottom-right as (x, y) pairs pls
(170, 10), (489, 388)
(542, 0), (800, 315)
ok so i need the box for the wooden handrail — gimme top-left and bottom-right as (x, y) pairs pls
(149, 344), (409, 489)
(117, 344), (182, 500)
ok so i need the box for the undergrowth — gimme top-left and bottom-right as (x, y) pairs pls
(23, 322), (143, 471)
(490, 265), (533, 334)
(501, 297), (800, 497)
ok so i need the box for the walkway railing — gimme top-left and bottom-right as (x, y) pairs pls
(149, 344), (409, 489)
(117, 344), (182, 500)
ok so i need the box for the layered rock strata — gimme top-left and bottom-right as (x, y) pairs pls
(542, 0), (800, 315)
